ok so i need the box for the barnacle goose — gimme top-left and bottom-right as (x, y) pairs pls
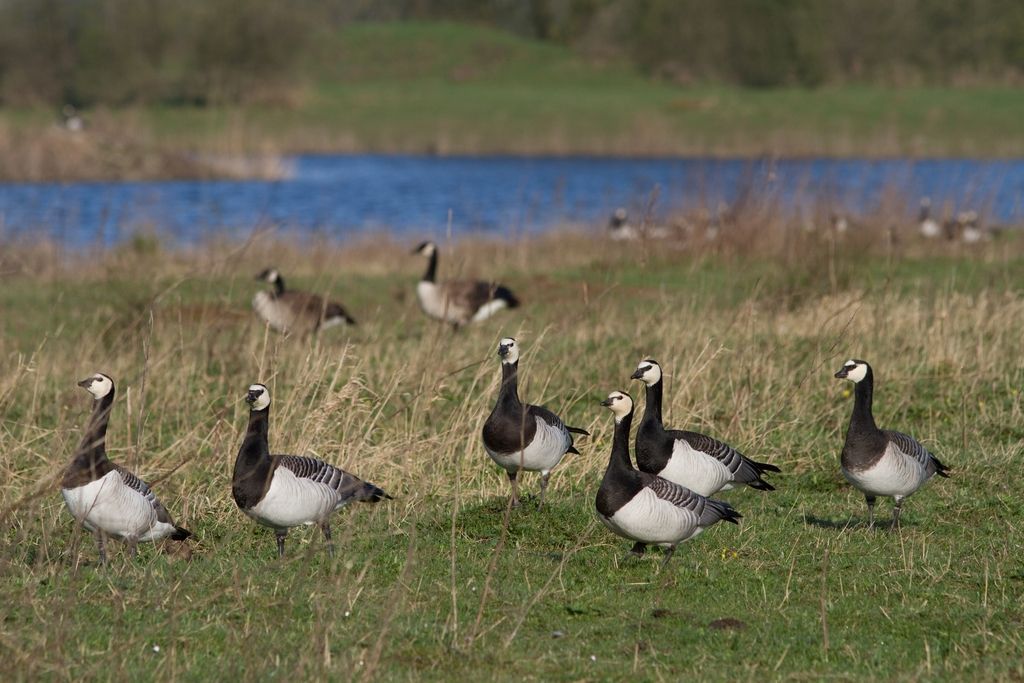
(412, 241), (520, 328)
(61, 373), (190, 563)
(481, 338), (589, 509)
(631, 359), (779, 496)
(835, 359), (949, 527)
(252, 268), (356, 336)
(918, 197), (941, 239)
(596, 391), (741, 568)
(232, 384), (391, 557)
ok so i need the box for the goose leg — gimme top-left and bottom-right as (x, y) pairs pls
(630, 542), (646, 557)
(94, 530), (107, 565)
(865, 495), (877, 528)
(275, 530), (288, 559)
(892, 497), (903, 529)
(507, 470), (520, 508)
(321, 522), (335, 558)
(659, 545), (677, 571)
(538, 472), (551, 510)
(127, 538), (138, 559)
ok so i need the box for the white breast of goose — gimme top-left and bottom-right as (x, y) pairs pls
(253, 291), (296, 332)
(484, 416), (569, 474)
(416, 281), (459, 322)
(842, 442), (927, 497)
(246, 467), (341, 529)
(600, 487), (701, 546)
(658, 440), (734, 496)
(61, 470), (168, 541)
(470, 298), (508, 322)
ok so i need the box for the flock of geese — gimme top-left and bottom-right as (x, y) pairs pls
(59, 239), (951, 566)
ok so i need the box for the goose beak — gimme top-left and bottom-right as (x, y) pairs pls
(600, 398), (613, 407)
(834, 368), (848, 379)
(77, 378), (92, 389)
(629, 369), (644, 380)
(497, 344), (511, 358)
(246, 390), (260, 404)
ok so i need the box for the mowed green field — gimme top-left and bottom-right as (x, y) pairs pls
(6, 22), (1024, 162)
(0, 232), (1022, 680)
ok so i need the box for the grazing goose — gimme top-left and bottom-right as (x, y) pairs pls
(918, 197), (941, 239)
(412, 241), (520, 327)
(596, 391), (741, 567)
(232, 384), (391, 557)
(481, 338), (589, 509)
(835, 360), (949, 527)
(61, 373), (190, 563)
(252, 268), (356, 336)
(631, 359), (779, 496)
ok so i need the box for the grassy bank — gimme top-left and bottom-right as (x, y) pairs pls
(0, 230), (1023, 679)
(4, 22), (1024, 181)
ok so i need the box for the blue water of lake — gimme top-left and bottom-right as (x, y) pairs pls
(1, 155), (1022, 247)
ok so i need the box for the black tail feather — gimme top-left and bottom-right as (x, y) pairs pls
(567, 426), (589, 436)
(171, 527), (191, 541)
(933, 456), (951, 478)
(494, 285), (520, 309)
(566, 445), (580, 455)
(747, 478), (776, 492)
(754, 460), (781, 474)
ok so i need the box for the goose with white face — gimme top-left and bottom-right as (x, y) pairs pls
(413, 241), (437, 258)
(78, 373), (114, 399)
(834, 359), (868, 384)
(256, 269), (280, 284)
(600, 391), (633, 420)
(246, 384), (271, 411)
(630, 359), (662, 386)
(497, 337), (520, 364)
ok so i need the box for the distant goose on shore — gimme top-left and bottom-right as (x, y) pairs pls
(481, 338), (589, 509)
(232, 384), (391, 557)
(958, 211), (985, 244)
(631, 359), (779, 496)
(252, 268), (356, 336)
(834, 359), (949, 527)
(412, 241), (520, 328)
(918, 198), (941, 238)
(61, 373), (190, 563)
(608, 208), (671, 241)
(596, 391), (741, 567)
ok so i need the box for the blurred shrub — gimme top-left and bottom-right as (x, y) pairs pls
(0, 0), (317, 107)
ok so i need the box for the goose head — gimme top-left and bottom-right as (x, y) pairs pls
(255, 268), (280, 284)
(834, 359), (870, 384)
(600, 390), (634, 421)
(496, 337), (520, 364)
(412, 241), (437, 258)
(630, 359), (662, 386)
(246, 384), (271, 411)
(78, 373), (114, 399)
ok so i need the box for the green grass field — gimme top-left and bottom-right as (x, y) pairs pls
(0, 230), (1022, 680)
(4, 21), (1024, 180)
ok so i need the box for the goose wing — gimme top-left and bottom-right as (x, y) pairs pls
(669, 429), (779, 486)
(527, 404), (579, 453)
(885, 431), (950, 478)
(446, 279), (518, 313)
(112, 464), (175, 525)
(280, 291), (354, 324)
(277, 455), (391, 503)
(640, 472), (742, 526)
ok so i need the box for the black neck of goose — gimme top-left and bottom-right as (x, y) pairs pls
(273, 276), (285, 295)
(851, 370), (878, 433)
(497, 360), (521, 409)
(608, 410), (635, 473)
(74, 389), (115, 465)
(422, 250), (438, 283)
(642, 379), (664, 426)
(239, 407), (271, 462)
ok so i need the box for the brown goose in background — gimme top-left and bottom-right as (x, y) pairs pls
(61, 373), (191, 563)
(252, 268), (356, 336)
(412, 241), (520, 328)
